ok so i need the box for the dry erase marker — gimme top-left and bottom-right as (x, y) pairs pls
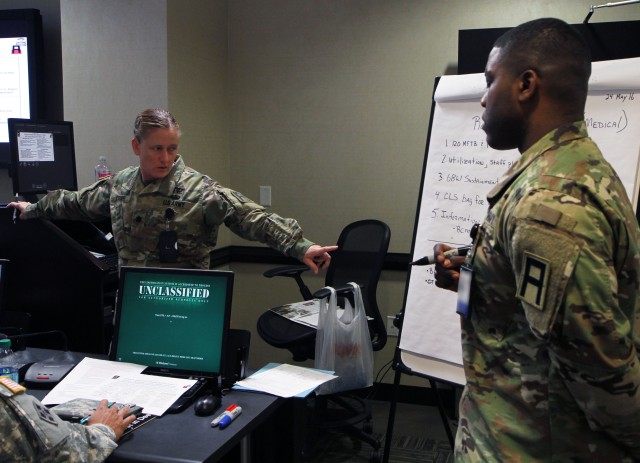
(218, 405), (242, 429)
(410, 245), (471, 266)
(211, 405), (234, 427)
(211, 404), (242, 428)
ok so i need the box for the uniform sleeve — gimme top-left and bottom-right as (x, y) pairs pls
(2, 393), (118, 463)
(23, 177), (112, 222)
(202, 183), (314, 261)
(54, 422), (118, 462)
(510, 191), (640, 458)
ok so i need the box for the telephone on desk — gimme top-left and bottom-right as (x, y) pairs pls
(23, 351), (85, 387)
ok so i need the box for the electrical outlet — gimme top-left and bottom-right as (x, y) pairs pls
(386, 315), (399, 337)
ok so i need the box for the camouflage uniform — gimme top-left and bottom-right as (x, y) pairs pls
(456, 122), (640, 462)
(0, 385), (117, 462)
(23, 155), (314, 269)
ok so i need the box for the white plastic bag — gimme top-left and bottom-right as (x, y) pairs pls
(314, 282), (374, 395)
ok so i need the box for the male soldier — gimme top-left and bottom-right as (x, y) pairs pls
(9, 108), (337, 271)
(1, 378), (136, 462)
(433, 18), (640, 461)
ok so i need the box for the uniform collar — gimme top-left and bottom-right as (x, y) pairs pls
(132, 155), (185, 195)
(486, 121), (588, 205)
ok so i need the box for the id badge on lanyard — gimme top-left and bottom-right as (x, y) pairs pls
(159, 207), (178, 262)
(456, 263), (474, 319)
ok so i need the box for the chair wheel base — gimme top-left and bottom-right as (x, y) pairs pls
(369, 447), (383, 463)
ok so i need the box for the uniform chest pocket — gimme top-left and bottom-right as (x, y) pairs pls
(119, 199), (202, 254)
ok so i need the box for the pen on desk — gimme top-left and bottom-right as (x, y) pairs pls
(211, 404), (242, 429)
(410, 245), (472, 266)
(80, 401), (115, 425)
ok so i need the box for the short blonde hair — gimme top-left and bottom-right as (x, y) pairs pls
(133, 108), (181, 142)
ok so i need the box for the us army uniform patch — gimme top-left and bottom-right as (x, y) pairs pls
(32, 400), (59, 425)
(517, 252), (549, 310)
(512, 221), (581, 339)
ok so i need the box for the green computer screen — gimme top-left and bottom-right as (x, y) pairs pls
(111, 267), (233, 378)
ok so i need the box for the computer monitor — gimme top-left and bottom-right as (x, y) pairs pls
(110, 266), (235, 381)
(0, 9), (44, 168)
(8, 118), (77, 202)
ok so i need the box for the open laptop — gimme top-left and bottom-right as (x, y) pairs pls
(110, 266), (234, 412)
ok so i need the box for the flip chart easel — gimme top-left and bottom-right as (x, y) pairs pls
(382, 56), (640, 462)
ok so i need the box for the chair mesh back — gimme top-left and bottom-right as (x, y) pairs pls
(326, 220), (390, 350)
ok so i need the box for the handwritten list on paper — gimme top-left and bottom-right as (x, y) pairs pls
(400, 58), (640, 369)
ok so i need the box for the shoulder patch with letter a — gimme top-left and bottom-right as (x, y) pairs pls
(517, 251), (549, 311)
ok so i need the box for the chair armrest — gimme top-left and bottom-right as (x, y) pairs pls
(263, 265), (310, 279)
(263, 265), (313, 300)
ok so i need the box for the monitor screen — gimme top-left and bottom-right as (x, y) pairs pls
(0, 9), (44, 167)
(8, 118), (77, 200)
(111, 267), (234, 380)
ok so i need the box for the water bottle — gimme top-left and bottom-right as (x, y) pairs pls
(0, 338), (19, 383)
(94, 156), (112, 180)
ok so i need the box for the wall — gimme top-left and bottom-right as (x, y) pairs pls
(226, 0), (640, 254)
(60, 0), (168, 188)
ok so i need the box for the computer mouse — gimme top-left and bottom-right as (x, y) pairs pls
(193, 394), (221, 416)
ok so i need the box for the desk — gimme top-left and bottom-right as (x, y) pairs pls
(30, 389), (294, 463)
(25, 350), (302, 463)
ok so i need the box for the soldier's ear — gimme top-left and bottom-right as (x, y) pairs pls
(518, 69), (539, 103)
(131, 138), (140, 156)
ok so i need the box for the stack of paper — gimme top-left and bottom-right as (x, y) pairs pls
(234, 363), (336, 398)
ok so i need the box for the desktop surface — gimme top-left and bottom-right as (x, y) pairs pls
(29, 388), (285, 463)
(111, 393), (283, 463)
(26, 349), (298, 463)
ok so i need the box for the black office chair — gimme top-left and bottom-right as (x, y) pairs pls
(256, 219), (390, 462)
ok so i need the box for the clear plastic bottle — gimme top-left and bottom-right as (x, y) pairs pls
(0, 338), (19, 383)
(94, 156), (112, 180)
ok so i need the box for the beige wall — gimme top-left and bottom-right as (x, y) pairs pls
(60, 0), (169, 188)
(226, 0), (640, 253)
(1, 0), (639, 385)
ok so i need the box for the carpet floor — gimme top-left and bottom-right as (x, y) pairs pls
(304, 399), (455, 463)
(307, 430), (453, 463)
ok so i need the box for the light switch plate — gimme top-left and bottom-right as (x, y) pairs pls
(259, 186), (271, 206)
